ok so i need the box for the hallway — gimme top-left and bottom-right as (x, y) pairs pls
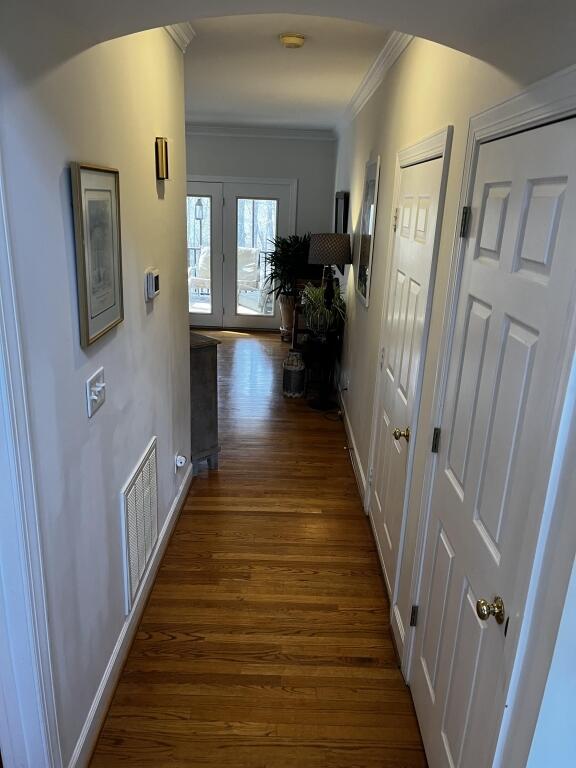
(90, 332), (426, 767)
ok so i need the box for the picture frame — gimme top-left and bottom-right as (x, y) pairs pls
(334, 190), (350, 235)
(355, 156), (381, 306)
(71, 162), (124, 347)
(334, 190), (350, 277)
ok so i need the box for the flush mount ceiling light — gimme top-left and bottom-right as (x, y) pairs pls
(279, 33), (306, 49)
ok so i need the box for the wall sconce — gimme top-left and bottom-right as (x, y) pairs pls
(155, 137), (169, 180)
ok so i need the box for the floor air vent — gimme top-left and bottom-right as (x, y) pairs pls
(121, 437), (158, 613)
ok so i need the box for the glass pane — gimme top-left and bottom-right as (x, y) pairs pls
(187, 196), (212, 314)
(236, 198), (277, 316)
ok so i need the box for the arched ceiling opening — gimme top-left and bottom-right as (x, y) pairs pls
(2, 0), (576, 83)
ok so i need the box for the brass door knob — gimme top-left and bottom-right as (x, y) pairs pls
(476, 596), (505, 624)
(392, 427), (410, 442)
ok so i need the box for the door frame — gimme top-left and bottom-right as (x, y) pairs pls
(405, 64), (576, 768)
(187, 176), (298, 232)
(0, 144), (61, 764)
(366, 126), (453, 656)
(187, 175), (298, 327)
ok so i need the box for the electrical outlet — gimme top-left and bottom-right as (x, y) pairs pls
(175, 454), (187, 473)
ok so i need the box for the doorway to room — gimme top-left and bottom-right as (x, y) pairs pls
(186, 177), (296, 329)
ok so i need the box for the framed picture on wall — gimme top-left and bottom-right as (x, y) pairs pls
(70, 162), (124, 347)
(334, 190), (350, 234)
(334, 191), (350, 276)
(355, 156), (380, 306)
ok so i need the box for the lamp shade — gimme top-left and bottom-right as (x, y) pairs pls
(309, 233), (352, 266)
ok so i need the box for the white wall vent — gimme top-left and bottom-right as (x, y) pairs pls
(121, 437), (158, 614)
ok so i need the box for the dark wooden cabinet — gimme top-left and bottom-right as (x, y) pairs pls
(189, 331), (220, 475)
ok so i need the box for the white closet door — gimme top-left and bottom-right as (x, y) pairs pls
(412, 118), (576, 768)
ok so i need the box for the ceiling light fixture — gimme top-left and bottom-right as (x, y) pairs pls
(279, 33), (306, 49)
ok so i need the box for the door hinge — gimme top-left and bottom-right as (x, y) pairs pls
(431, 427), (441, 454)
(368, 467), (374, 486)
(379, 346), (385, 370)
(393, 207), (399, 232)
(460, 205), (472, 238)
(410, 605), (419, 627)
(222, 196), (225, 207)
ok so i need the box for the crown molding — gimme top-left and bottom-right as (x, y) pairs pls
(185, 123), (337, 142)
(342, 31), (413, 126)
(164, 22), (196, 53)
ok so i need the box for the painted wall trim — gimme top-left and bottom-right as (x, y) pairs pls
(339, 391), (367, 506)
(342, 31), (413, 127)
(405, 62), (576, 768)
(397, 127), (453, 168)
(0, 140), (62, 767)
(67, 464), (193, 768)
(185, 123), (337, 142)
(164, 22), (196, 52)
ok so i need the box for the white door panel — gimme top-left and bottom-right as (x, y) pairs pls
(223, 182), (291, 330)
(187, 181), (223, 327)
(412, 118), (576, 768)
(370, 158), (443, 597)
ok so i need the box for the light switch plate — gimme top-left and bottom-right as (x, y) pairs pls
(86, 367), (106, 418)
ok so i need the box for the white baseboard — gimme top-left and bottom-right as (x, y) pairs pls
(339, 392), (367, 507)
(67, 464), (193, 768)
(365, 505), (392, 595)
(364, 483), (407, 672)
(339, 390), (406, 660)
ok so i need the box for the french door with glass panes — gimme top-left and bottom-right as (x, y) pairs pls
(187, 181), (223, 326)
(187, 178), (295, 328)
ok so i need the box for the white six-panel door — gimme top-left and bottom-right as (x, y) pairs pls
(411, 118), (576, 768)
(370, 157), (443, 598)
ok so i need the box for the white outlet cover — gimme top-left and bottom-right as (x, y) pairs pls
(86, 367), (106, 418)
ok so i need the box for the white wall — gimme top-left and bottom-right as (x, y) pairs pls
(0, 26), (190, 765)
(335, 37), (522, 654)
(186, 127), (337, 234)
(526, 556), (576, 766)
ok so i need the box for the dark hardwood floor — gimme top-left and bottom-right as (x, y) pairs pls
(90, 331), (426, 767)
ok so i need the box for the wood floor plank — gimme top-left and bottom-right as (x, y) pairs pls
(90, 331), (426, 767)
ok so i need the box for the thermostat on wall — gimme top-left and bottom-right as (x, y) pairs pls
(144, 268), (160, 301)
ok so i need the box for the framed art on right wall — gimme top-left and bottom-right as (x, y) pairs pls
(355, 156), (381, 306)
(334, 190), (350, 234)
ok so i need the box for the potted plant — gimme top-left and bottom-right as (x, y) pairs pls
(301, 282), (346, 336)
(265, 233), (311, 340)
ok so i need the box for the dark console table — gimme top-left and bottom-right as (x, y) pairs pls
(189, 331), (220, 475)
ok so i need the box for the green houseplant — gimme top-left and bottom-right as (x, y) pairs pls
(265, 233), (311, 339)
(301, 282), (346, 335)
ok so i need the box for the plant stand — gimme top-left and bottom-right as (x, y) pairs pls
(303, 333), (339, 411)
